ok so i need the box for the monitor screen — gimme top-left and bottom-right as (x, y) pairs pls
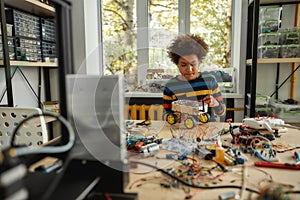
(66, 74), (127, 170)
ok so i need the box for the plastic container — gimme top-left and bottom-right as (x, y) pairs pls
(280, 44), (300, 58)
(279, 29), (299, 45)
(259, 6), (282, 21)
(0, 24), (13, 36)
(258, 32), (280, 46)
(258, 45), (280, 58)
(201, 67), (236, 93)
(269, 100), (300, 123)
(259, 19), (281, 33)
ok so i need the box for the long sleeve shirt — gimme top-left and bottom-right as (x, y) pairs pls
(163, 74), (226, 121)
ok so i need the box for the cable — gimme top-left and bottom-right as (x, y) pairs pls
(240, 165), (248, 199)
(130, 160), (260, 194)
(9, 112), (75, 156)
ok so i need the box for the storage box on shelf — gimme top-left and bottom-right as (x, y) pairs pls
(5, 8), (42, 62)
(245, 1), (300, 118)
(279, 28), (300, 45)
(257, 5), (282, 59)
(259, 19), (281, 34)
(41, 18), (56, 61)
(247, 93), (272, 116)
(259, 5), (282, 21)
(144, 68), (173, 93)
(280, 44), (300, 58)
(201, 67), (236, 93)
(0, 23), (13, 36)
(257, 27), (300, 58)
(3, 7), (57, 63)
(15, 37), (42, 61)
(41, 18), (56, 42)
(258, 32), (280, 46)
(0, 23), (15, 60)
(0, 37), (15, 60)
(269, 100), (300, 123)
(258, 45), (280, 58)
(6, 9), (41, 39)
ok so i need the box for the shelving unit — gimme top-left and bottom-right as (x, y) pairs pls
(0, 60), (58, 67)
(0, 0), (57, 107)
(5, 0), (55, 17)
(247, 58), (300, 64)
(245, 0), (300, 117)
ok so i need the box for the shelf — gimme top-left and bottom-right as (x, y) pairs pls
(5, 0), (55, 18)
(260, 0), (300, 5)
(247, 58), (300, 64)
(0, 60), (58, 67)
(124, 92), (244, 99)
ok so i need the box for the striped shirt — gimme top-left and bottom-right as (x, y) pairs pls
(163, 74), (226, 121)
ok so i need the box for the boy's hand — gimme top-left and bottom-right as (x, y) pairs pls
(203, 95), (220, 107)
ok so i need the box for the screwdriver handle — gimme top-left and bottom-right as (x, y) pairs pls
(255, 161), (300, 170)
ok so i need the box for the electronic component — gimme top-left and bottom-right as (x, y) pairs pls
(218, 191), (240, 200)
(194, 147), (213, 160)
(140, 143), (159, 153)
(242, 116), (300, 133)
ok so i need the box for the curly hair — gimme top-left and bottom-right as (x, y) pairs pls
(167, 34), (209, 65)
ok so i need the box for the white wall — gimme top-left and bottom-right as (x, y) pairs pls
(0, 67), (51, 107)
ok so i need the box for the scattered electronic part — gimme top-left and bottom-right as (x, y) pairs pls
(218, 191), (240, 200)
(242, 116), (300, 133)
(136, 120), (152, 126)
(194, 147), (213, 160)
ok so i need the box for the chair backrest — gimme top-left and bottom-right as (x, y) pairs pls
(0, 107), (48, 150)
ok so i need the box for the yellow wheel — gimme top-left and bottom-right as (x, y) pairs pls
(167, 113), (177, 125)
(184, 116), (195, 129)
(199, 113), (210, 123)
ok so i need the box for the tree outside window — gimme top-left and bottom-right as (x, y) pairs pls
(101, 0), (232, 92)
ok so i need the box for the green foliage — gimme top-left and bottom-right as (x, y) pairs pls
(102, 0), (232, 75)
(191, 0), (232, 68)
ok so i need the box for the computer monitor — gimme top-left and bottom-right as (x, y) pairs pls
(66, 74), (127, 166)
(42, 74), (130, 199)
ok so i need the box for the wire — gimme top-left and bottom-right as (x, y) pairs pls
(130, 160), (260, 194)
(9, 112), (75, 156)
(240, 165), (248, 200)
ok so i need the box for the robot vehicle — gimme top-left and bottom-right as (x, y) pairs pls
(166, 99), (210, 129)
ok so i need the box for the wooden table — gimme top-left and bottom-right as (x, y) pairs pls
(125, 121), (300, 200)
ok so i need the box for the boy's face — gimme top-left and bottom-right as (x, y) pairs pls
(177, 54), (200, 81)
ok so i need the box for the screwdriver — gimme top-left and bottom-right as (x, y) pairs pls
(255, 152), (300, 170)
(254, 161), (300, 170)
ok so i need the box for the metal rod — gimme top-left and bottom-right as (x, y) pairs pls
(270, 64), (300, 97)
(0, 0), (13, 106)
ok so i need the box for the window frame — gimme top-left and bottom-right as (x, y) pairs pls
(99, 0), (247, 97)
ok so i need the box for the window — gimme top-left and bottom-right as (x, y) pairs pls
(190, 0), (232, 69)
(101, 0), (234, 93)
(102, 0), (137, 75)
